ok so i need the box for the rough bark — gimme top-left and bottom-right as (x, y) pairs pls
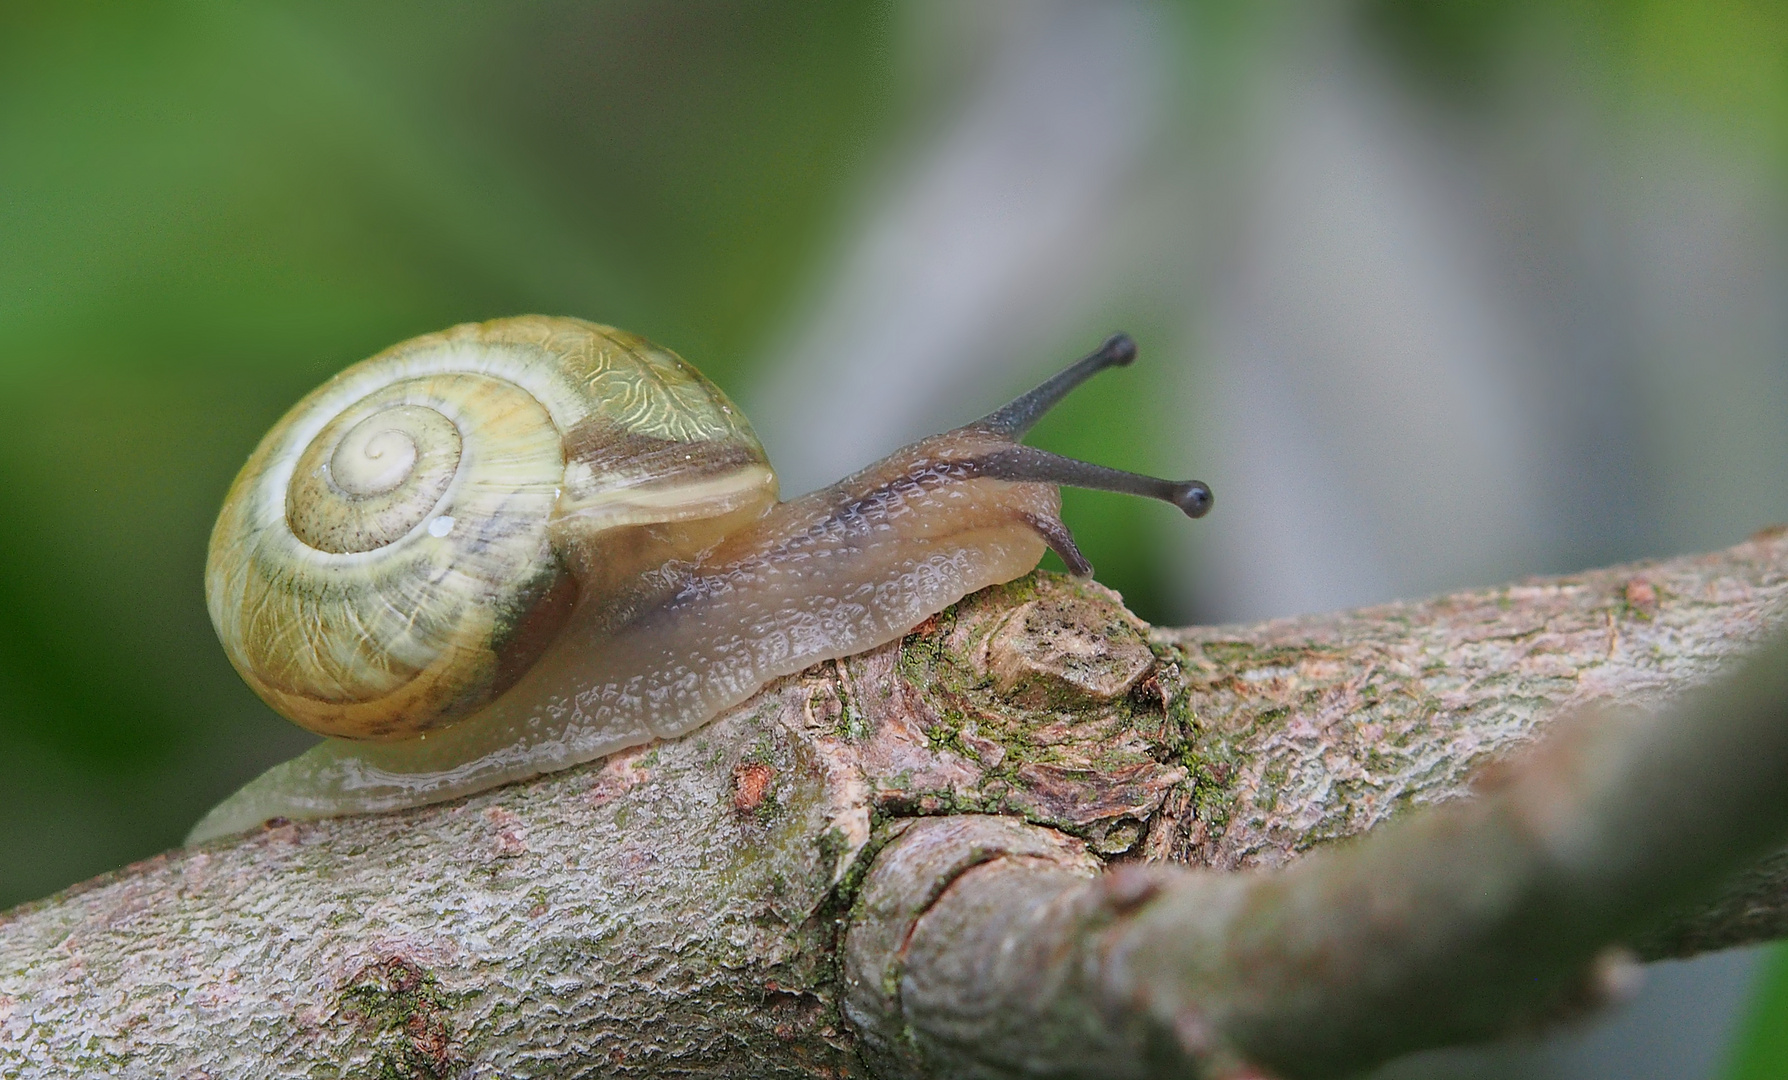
(848, 629), (1788, 1079)
(3, 529), (1787, 1078)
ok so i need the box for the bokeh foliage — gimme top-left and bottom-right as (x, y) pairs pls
(1729, 943), (1788, 1078)
(1367, 0), (1788, 144)
(0, 0), (892, 905)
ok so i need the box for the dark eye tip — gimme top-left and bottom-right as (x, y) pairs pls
(1172, 481), (1213, 518)
(1102, 332), (1138, 366)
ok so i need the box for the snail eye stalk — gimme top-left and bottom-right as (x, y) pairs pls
(966, 333), (1213, 519)
(975, 332), (1138, 438)
(973, 446), (1212, 519)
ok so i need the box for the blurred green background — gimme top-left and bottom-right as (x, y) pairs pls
(0, 0), (897, 897)
(1, 3), (1784, 1078)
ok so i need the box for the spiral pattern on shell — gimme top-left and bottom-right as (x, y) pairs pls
(206, 316), (776, 741)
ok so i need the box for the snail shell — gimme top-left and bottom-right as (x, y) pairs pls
(206, 316), (775, 740)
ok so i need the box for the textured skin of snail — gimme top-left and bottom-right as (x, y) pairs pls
(190, 316), (1080, 843)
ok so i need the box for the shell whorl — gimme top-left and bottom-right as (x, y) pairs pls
(285, 400), (465, 553)
(207, 316), (777, 741)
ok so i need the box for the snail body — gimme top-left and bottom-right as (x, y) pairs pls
(189, 316), (1210, 843)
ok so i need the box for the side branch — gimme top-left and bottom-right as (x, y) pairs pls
(845, 587), (1788, 1079)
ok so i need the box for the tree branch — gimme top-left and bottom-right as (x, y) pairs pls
(3, 530), (1787, 1077)
(848, 627), (1788, 1079)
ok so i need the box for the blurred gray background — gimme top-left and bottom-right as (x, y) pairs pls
(759, 7), (1788, 1072)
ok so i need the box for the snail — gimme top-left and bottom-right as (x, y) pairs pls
(188, 316), (1211, 843)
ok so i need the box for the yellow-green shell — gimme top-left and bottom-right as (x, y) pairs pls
(206, 316), (776, 741)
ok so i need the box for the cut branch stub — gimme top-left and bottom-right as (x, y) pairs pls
(841, 815), (1105, 1080)
(851, 576), (1189, 850)
(981, 593), (1157, 707)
